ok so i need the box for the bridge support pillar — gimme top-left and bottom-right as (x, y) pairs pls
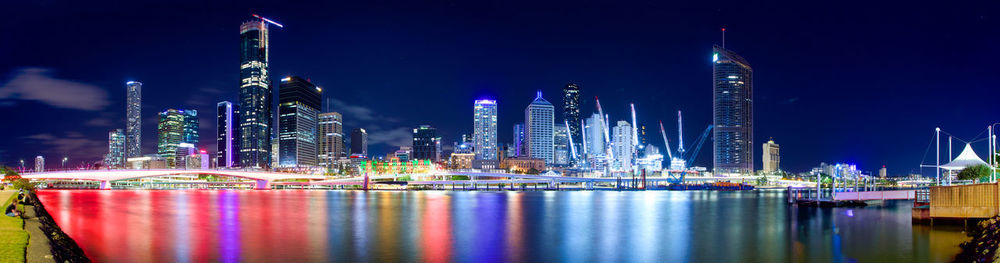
(255, 180), (272, 190)
(99, 180), (111, 190)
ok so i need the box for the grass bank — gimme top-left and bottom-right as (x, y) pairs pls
(0, 191), (27, 262)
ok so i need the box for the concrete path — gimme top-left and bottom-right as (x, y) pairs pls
(19, 193), (55, 263)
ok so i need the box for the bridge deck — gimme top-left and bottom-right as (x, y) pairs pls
(833, 190), (916, 201)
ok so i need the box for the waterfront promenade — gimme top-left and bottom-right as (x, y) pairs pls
(0, 190), (27, 262)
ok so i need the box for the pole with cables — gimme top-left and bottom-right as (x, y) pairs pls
(936, 127), (940, 185)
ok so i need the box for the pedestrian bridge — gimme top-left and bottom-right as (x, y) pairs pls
(20, 169), (325, 190)
(832, 190), (917, 201)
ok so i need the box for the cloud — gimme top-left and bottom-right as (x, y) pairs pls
(21, 133), (107, 160)
(0, 68), (109, 111)
(184, 86), (227, 108)
(367, 127), (413, 148)
(332, 99), (392, 123)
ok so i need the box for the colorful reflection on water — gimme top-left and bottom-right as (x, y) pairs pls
(36, 190), (966, 262)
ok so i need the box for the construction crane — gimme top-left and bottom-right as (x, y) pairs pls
(658, 120), (674, 160)
(252, 14), (284, 28)
(595, 97), (613, 161)
(685, 125), (713, 167)
(677, 110), (685, 157)
(565, 120), (577, 162)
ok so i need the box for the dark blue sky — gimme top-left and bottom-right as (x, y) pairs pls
(1, 1), (998, 175)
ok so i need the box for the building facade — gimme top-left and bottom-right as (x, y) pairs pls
(277, 76), (322, 168)
(125, 81), (142, 159)
(473, 99), (498, 161)
(318, 112), (345, 171)
(217, 101), (238, 168)
(612, 120), (633, 172)
(553, 124), (569, 165)
(712, 45), (754, 174)
(762, 139), (779, 173)
(525, 91), (555, 164)
(563, 83), (581, 163)
(412, 125), (441, 162)
(238, 18), (274, 169)
(34, 156), (44, 172)
(513, 123), (525, 157)
(585, 113), (606, 158)
(350, 128), (368, 156)
(157, 109), (199, 168)
(106, 129), (126, 168)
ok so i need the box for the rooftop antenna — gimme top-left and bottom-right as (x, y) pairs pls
(721, 27), (726, 48)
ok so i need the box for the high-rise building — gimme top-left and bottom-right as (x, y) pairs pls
(125, 81), (142, 159)
(762, 139), (779, 173)
(238, 17), (275, 169)
(277, 76), (322, 168)
(217, 101), (238, 168)
(473, 99), (498, 160)
(412, 125), (441, 162)
(157, 109), (199, 168)
(525, 91), (554, 164)
(553, 124), (569, 165)
(612, 120), (633, 172)
(513, 123), (525, 157)
(350, 128), (368, 156)
(34, 156), (44, 172)
(318, 112), (345, 171)
(563, 83), (581, 163)
(879, 166), (887, 178)
(713, 45), (753, 174)
(585, 113), (606, 158)
(174, 143), (196, 169)
(106, 129), (126, 168)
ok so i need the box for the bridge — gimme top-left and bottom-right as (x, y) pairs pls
(832, 190), (917, 201)
(20, 169), (325, 190)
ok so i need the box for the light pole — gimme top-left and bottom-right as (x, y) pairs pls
(989, 123), (1000, 182)
(62, 157), (68, 170)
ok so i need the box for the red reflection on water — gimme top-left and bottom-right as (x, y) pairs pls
(36, 190), (331, 263)
(421, 193), (453, 262)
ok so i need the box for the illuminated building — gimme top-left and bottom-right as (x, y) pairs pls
(318, 112), (345, 171)
(157, 109), (198, 168)
(395, 146), (412, 162)
(174, 143), (196, 169)
(553, 124), (569, 165)
(412, 125), (441, 162)
(502, 157), (546, 173)
(125, 81), (142, 159)
(584, 113), (605, 158)
(450, 153), (474, 169)
(127, 156), (167, 169)
(563, 83), (581, 164)
(636, 145), (663, 172)
(612, 120), (633, 171)
(278, 76), (322, 168)
(713, 44), (754, 174)
(762, 139), (779, 173)
(105, 129), (126, 169)
(350, 128), (368, 156)
(525, 91), (554, 164)
(217, 101), (238, 168)
(513, 123), (525, 157)
(473, 99), (498, 161)
(238, 17), (275, 169)
(34, 156), (44, 172)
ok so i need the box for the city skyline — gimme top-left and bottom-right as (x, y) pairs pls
(2, 2), (999, 175)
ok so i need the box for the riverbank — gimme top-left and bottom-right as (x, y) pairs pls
(23, 192), (89, 262)
(0, 191), (27, 262)
(954, 216), (1000, 262)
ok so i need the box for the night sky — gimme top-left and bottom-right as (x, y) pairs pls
(2, 1), (998, 175)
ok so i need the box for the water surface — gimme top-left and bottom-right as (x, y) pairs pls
(36, 190), (966, 262)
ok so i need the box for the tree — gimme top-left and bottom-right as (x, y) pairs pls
(958, 164), (992, 181)
(526, 168), (540, 175)
(1, 166), (20, 183)
(11, 178), (35, 192)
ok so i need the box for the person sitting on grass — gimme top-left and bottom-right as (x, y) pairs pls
(5, 201), (17, 217)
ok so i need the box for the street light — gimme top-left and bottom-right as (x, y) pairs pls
(62, 157), (68, 169)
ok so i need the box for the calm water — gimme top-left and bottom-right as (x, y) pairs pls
(37, 190), (966, 262)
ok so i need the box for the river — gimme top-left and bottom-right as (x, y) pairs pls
(36, 189), (966, 262)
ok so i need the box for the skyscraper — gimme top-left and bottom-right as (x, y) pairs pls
(238, 17), (275, 169)
(563, 83), (580, 163)
(157, 109), (199, 168)
(34, 156), (44, 172)
(612, 120), (633, 172)
(412, 125), (441, 162)
(585, 113), (605, 158)
(712, 45), (753, 175)
(350, 128), (368, 156)
(278, 76), (322, 168)
(106, 129), (126, 169)
(125, 81), (142, 159)
(762, 139), (779, 173)
(525, 91), (554, 164)
(513, 123), (525, 157)
(473, 99), (498, 161)
(217, 101), (238, 168)
(318, 112), (345, 171)
(553, 124), (569, 165)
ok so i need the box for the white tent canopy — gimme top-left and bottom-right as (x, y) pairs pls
(941, 143), (988, 170)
